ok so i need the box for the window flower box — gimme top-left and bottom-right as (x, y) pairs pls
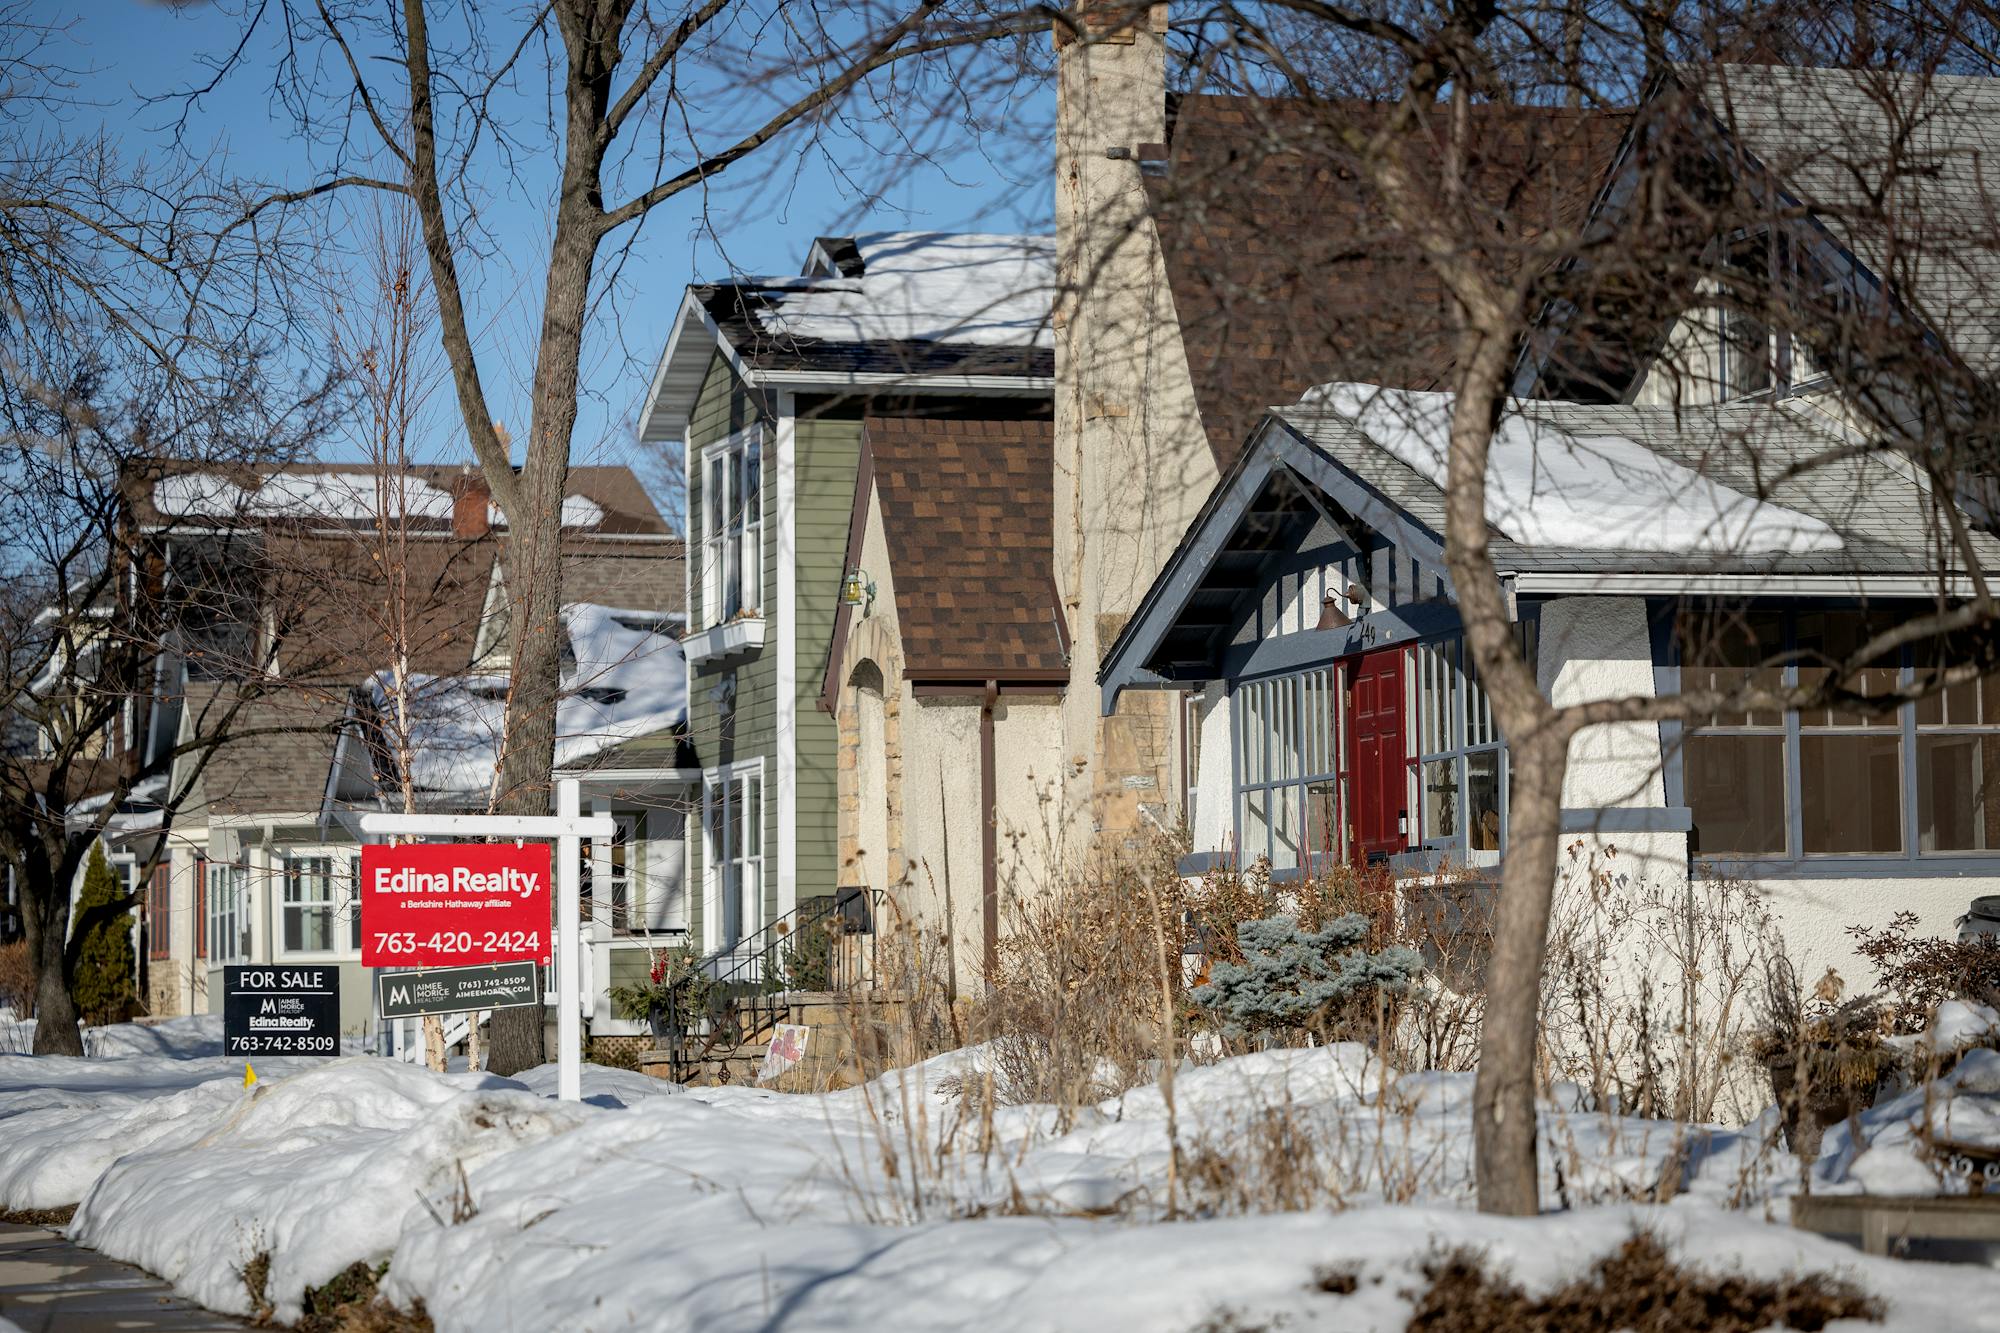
(683, 614), (765, 666)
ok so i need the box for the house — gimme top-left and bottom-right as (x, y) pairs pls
(1103, 63), (2000, 979)
(90, 462), (686, 1044)
(810, 11), (1624, 979)
(635, 232), (1055, 979)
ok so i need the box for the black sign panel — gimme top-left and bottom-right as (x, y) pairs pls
(224, 966), (340, 1057)
(376, 961), (540, 1019)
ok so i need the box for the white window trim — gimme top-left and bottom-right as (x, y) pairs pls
(701, 758), (765, 951)
(278, 853), (341, 958)
(700, 425), (764, 630)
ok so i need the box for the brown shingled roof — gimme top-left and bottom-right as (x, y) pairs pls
(1149, 95), (1627, 466)
(865, 412), (1068, 680)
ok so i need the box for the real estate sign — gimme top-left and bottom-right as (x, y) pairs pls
(360, 844), (552, 968)
(224, 966), (340, 1056)
(376, 962), (540, 1019)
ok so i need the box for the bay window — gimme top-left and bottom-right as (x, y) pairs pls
(702, 431), (762, 627)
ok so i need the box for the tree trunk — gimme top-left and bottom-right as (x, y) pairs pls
(26, 857), (83, 1057)
(423, 1012), (446, 1073)
(482, 197), (594, 1077)
(1471, 723), (1570, 1214)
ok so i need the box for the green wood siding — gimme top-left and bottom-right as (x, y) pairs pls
(681, 364), (860, 941)
(793, 411), (862, 901)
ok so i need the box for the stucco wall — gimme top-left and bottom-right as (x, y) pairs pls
(898, 697), (987, 987)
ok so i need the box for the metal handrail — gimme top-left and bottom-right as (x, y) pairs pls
(671, 887), (880, 1079)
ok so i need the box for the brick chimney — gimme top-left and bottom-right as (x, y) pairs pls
(1053, 2), (1217, 862)
(452, 472), (491, 539)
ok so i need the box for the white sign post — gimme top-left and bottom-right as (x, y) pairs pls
(359, 778), (615, 1102)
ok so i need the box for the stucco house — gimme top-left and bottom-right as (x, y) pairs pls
(1103, 63), (2000, 979)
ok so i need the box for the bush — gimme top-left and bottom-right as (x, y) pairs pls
(978, 839), (1188, 1115)
(1849, 910), (2000, 1031)
(70, 844), (136, 1026)
(1191, 913), (1420, 1044)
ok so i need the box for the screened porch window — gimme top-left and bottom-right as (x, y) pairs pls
(1415, 636), (1508, 866)
(1680, 608), (2000, 864)
(1233, 667), (1345, 871)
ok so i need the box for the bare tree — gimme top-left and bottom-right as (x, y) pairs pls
(0, 9), (344, 1054)
(170, 0), (1052, 1073)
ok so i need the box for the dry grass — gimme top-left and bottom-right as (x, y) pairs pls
(0, 940), (33, 1019)
(0, 1202), (77, 1226)
(1403, 1233), (1880, 1333)
(295, 1260), (433, 1333)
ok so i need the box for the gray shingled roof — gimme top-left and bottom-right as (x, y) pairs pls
(1272, 394), (2000, 576)
(1688, 63), (2000, 375)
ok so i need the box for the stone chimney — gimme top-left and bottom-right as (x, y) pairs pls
(1053, 2), (1217, 863)
(452, 472), (491, 539)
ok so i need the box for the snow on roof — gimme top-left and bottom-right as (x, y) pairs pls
(372, 603), (687, 797)
(155, 472), (608, 529)
(1302, 385), (1844, 555)
(154, 472), (455, 522)
(753, 232), (1054, 348)
(486, 495), (605, 529)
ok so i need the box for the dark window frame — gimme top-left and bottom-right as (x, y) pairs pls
(1666, 601), (2000, 876)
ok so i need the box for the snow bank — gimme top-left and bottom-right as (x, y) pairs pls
(86, 1015), (225, 1059)
(756, 232), (1054, 347)
(1304, 384), (1844, 554)
(68, 1060), (590, 1322)
(1810, 1001), (2000, 1196)
(8, 1041), (1990, 1331)
(375, 601), (686, 796)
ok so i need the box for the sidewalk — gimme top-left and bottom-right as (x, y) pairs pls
(0, 1224), (247, 1332)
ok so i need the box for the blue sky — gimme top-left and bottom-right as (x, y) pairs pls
(49, 2), (1055, 527)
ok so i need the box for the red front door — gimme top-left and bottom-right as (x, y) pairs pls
(1348, 648), (1407, 860)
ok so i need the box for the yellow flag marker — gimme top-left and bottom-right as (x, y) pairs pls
(243, 1063), (257, 1088)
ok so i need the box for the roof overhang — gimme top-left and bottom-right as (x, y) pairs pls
(1509, 571), (1993, 598)
(1099, 415), (1451, 714)
(639, 291), (1055, 448)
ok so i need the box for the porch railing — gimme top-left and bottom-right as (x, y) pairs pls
(669, 887), (879, 1080)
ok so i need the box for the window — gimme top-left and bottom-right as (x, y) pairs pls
(170, 537), (266, 679)
(1717, 232), (1824, 401)
(1915, 638), (2000, 853)
(701, 431), (763, 627)
(206, 861), (247, 962)
(1679, 608), (2000, 865)
(705, 767), (763, 946)
(147, 860), (172, 961)
(1415, 636), (1508, 866)
(1233, 667), (1345, 870)
(347, 856), (363, 950)
(1681, 610), (1789, 857)
(282, 856), (336, 953)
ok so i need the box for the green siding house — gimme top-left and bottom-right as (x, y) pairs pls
(637, 233), (1053, 954)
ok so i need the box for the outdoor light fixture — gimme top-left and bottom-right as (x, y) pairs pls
(842, 567), (876, 608)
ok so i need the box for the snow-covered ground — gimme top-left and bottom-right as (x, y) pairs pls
(2, 1036), (1998, 1330)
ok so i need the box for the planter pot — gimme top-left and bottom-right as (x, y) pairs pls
(646, 1005), (682, 1051)
(1766, 1054), (1884, 1161)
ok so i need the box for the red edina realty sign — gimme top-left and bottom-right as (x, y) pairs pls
(360, 843), (552, 968)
